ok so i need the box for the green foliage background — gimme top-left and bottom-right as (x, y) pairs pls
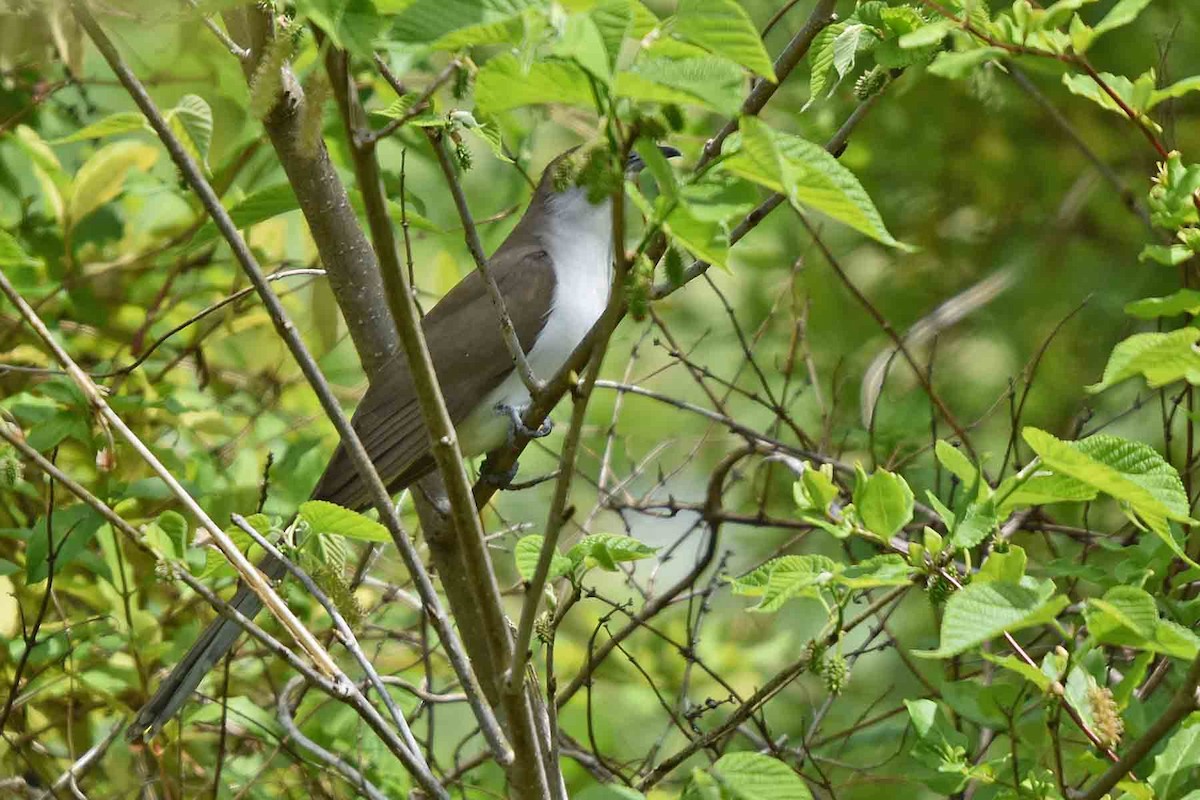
(3, 0), (1200, 798)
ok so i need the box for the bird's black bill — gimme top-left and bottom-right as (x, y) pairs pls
(626, 144), (682, 174)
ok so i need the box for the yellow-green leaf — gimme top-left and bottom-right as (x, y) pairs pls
(67, 141), (158, 228)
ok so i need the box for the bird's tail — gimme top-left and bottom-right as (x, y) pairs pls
(128, 555), (285, 742)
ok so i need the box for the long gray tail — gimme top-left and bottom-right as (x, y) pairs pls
(128, 557), (284, 741)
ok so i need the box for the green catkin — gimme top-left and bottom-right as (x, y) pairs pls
(534, 612), (553, 644)
(296, 68), (330, 159)
(575, 146), (620, 204)
(0, 449), (22, 488)
(1087, 682), (1123, 749)
(821, 651), (848, 695)
(626, 255), (654, 321)
(854, 66), (888, 100)
(664, 245), (685, 287)
(248, 27), (294, 120)
(926, 572), (954, 607)
(312, 563), (364, 630)
(452, 64), (471, 100)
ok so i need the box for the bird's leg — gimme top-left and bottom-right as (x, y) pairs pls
(495, 403), (553, 442)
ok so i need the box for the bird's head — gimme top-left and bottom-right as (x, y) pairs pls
(538, 143), (682, 205)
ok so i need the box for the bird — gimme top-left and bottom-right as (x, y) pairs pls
(129, 143), (682, 740)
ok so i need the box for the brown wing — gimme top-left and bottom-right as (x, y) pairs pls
(310, 246), (555, 510)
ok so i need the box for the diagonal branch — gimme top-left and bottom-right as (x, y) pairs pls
(72, 0), (507, 763)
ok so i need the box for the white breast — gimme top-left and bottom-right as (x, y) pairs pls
(456, 190), (613, 457)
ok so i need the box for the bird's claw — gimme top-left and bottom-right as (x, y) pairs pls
(496, 403), (553, 442)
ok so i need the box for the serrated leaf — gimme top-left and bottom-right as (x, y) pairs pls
(699, 752), (813, 800)
(1091, 0), (1152, 38)
(950, 499), (998, 550)
(724, 118), (912, 251)
(928, 46), (1008, 78)
(1126, 290), (1200, 319)
(662, 201), (729, 268)
(616, 56), (744, 114)
(981, 651), (1053, 691)
(836, 554), (912, 588)
(150, 510), (189, 561)
(1062, 71), (1161, 130)
(167, 94), (214, 169)
(1086, 585), (1157, 641)
(0, 230), (40, 268)
(1150, 714), (1200, 800)
(1022, 428), (1196, 560)
(853, 467), (914, 538)
(728, 554), (838, 612)
(390, 0), (536, 49)
(192, 183), (300, 245)
(1151, 76), (1200, 109)
(1140, 243), (1194, 266)
(806, 22), (847, 107)
(49, 112), (147, 144)
(567, 533), (656, 572)
(299, 500), (390, 543)
(915, 578), (1069, 658)
(514, 535), (573, 582)
(1087, 328), (1200, 393)
(66, 141), (158, 228)
(673, 0), (775, 81)
(995, 470), (1097, 514)
(476, 54), (595, 116)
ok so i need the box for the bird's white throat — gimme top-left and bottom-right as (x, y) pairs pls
(457, 188), (614, 456)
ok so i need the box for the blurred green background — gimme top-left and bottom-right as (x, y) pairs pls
(2, 0), (1200, 797)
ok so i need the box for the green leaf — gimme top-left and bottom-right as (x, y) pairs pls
(298, 0), (380, 56)
(1126, 290), (1200, 319)
(148, 510), (189, 561)
(567, 533), (657, 571)
(551, 14), (612, 80)
(662, 202), (729, 268)
(980, 651), (1053, 692)
(977, 545), (1027, 584)
(616, 56), (744, 115)
(724, 118), (913, 251)
(1090, 0), (1152, 38)
(514, 535), (573, 582)
(904, 698), (975, 793)
(192, 183), (300, 245)
(806, 22), (847, 106)
(1151, 76), (1200, 109)
(1140, 243), (1194, 266)
(1062, 70), (1161, 130)
(700, 751), (813, 800)
(390, 0), (536, 49)
(26, 409), (89, 451)
(1023, 429), (1195, 551)
(673, 0), (775, 81)
(995, 470), (1097, 514)
(729, 554), (838, 612)
(1150, 714), (1200, 800)
(0, 230), (41, 268)
(25, 505), (105, 584)
(853, 466), (914, 538)
(836, 554), (912, 588)
(0, 559), (17, 577)
(1086, 585), (1157, 641)
(577, 786), (647, 800)
(928, 46), (1008, 78)
(1087, 328), (1200, 393)
(475, 55), (596, 116)
(298, 500), (390, 543)
(49, 112), (147, 144)
(66, 141), (158, 228)
(916, 578), (1069, 658)
(166, 94), (214, 170)
(935, 439), (980, 488)
(950, 499), (998, 550)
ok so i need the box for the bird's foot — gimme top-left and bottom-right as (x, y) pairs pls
(495, 403), (553, 443)
(480, 457), (520, 489)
